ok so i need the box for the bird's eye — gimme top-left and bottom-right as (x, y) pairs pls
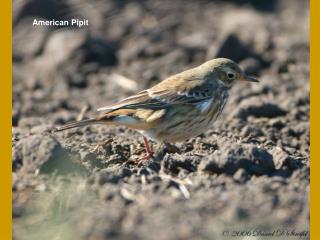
(227, 72), (235, 80)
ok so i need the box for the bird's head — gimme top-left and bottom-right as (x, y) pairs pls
(201, 58), (259, 88)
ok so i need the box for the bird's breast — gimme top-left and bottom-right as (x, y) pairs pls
(212, 89), (229, 120)
(142, 90), (229, 143)
(197, 89), (229, 118)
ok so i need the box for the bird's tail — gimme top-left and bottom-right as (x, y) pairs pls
(53, 118), (98, 132)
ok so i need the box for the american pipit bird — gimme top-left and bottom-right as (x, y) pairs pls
(54, 58), (258, 160)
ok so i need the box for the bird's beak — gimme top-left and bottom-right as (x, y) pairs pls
(239, 74), (259, 83)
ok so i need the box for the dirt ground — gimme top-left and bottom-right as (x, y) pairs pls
(12, 0), (310, 239)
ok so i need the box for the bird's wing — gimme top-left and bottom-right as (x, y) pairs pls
(97, 90), (161, 112)
(149, 85), (212, 104)
(97, 85), (213, 113)
(97, 71), (214, 112)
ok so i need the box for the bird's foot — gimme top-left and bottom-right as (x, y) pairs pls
(125, 153), (154, 165)
(125, 136), (154, 165)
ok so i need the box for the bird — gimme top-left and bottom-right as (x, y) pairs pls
(54, 58), (258, 161)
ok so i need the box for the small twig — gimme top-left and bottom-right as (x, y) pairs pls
(159, 173), (192, 199)
(120, 184), (147, 204)
(107, 73), (139, 92)
(178, 184), (190, 199)
(77, 105), (89, 121)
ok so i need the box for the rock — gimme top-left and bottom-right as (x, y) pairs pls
(75, 37), (118, 67)
(13, 0), (70, 25)
(80, 151), (104, 169)
(284, 157), (304, 171)
(235, 97), (287, 120)
(242, 0), (278, 12)
(95, 168), (132, 185)
(178, 32), (213, 49)
(271, 147), (290, 169)
(41, 30), (117, 72)
(220, 9), (272, 53)
(14, 135), (85, 174)
(18, 117), (43, 129)
(240, 58), (262, 75)
(12, 203), (23, 218)
(271, 147), (304, 171)
(233, 168), (249, 183)
(137, 161), (161, 175)
(240, 125), (264, 138)
(13, 17), (50, 60)
(67, 73), (87, 88)
(268, 118), (286, 129)
(42, 30), (87, 68)
(12, 108), (20, 127)
(207, 32), (268, 70)
(207, 33), (250, 62)
(12, 143), (23, 171)
(118, 38), (149, 62)
(162, 154), (199, 175)
(199, 144), (275, 175)
(30, 124), (53, 135)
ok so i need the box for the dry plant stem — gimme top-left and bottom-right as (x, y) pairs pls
(77, 105), (89, 121)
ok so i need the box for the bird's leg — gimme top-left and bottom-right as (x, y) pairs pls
(126, 137), (153, 165)
(143, 136), (153, 160)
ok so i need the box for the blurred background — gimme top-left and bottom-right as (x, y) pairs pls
(13, 0), (309, 239)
